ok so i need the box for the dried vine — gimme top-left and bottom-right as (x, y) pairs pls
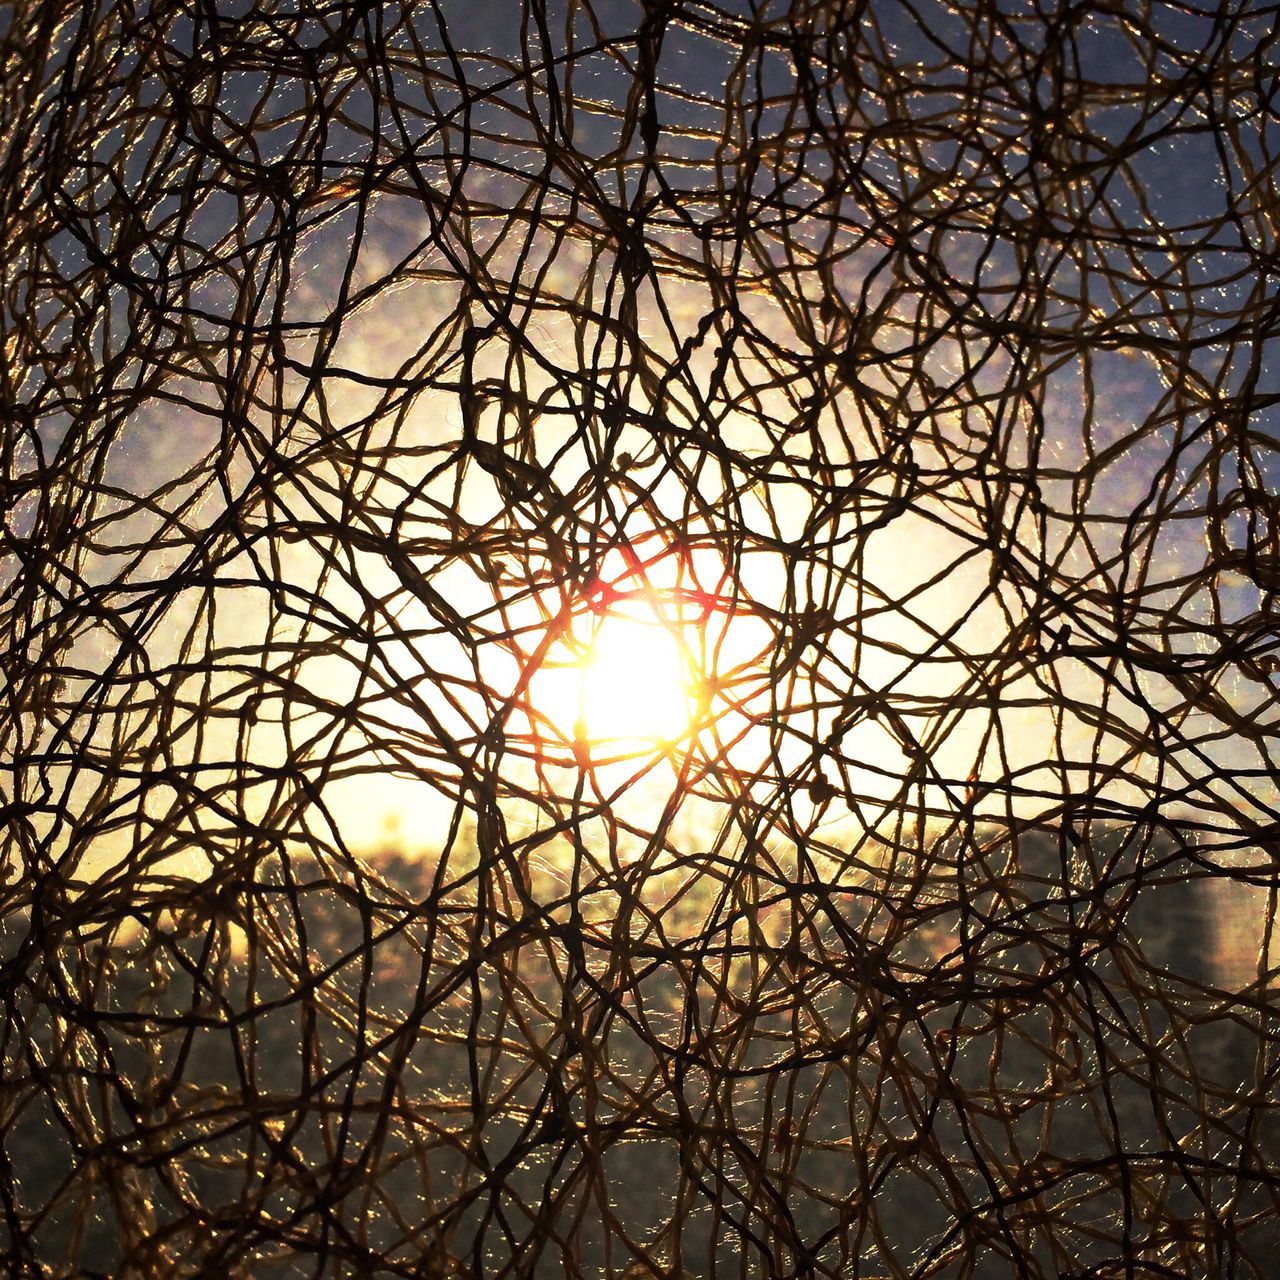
(2, 1), (1279, 1276)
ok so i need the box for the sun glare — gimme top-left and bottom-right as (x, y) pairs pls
(532, 606), (697, 758)
(523, 543), (715, 759)
(576, 612), (693, 747)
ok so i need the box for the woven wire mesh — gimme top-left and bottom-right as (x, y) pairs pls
(2, 0), (1279, 1275)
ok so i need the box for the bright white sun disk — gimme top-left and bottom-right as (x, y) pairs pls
(576, 615), (692, 745)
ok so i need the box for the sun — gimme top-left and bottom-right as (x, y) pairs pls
(575, 611), (694, 747)
(524, 544), (710, 759)
(531, 605), (697, 758)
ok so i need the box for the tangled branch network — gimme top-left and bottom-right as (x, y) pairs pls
(3, 0), (1279, 1276)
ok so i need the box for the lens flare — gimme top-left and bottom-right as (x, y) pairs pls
(575, 612), (692, 747)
